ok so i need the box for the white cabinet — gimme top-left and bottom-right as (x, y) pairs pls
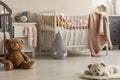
(12, 22), (36, 58)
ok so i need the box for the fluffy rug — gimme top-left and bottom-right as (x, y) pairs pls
(80, 63), (120, 80)
(81, 73), (120, 80)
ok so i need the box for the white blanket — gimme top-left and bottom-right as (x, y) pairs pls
(0, 32), (10, 41)
(0, 32), (10, 54)
(40, 25), (89, 53)
(81, 73), (120, 80)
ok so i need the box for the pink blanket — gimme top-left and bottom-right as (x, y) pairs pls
(24, 25), (37, 48)
(88, 12), (112, 54)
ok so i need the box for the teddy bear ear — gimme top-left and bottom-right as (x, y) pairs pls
(100, 63), (106, 67)
(5, 39), (11, 45)
(88, 64), (92, 69)
(20, 39), (25, 44)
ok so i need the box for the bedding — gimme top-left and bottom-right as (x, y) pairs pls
(39, 12), (89, 54)
(40, 25), (89, 52)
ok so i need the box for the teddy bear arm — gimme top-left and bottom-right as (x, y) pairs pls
(1, 53), (9, 63)
(84, 70), (92, 75)
(21, 52), (30, 61)
(103, 71), (110, 76)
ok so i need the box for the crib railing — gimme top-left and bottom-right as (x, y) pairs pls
(39, 10), (88, 29)
(39, 10), (90, 55)
(0, 1), (12, 56)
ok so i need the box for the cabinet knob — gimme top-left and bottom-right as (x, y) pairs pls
(113, 30), (116, 33)
(113, 22), (116, 24)
(114, 40), (116, 42)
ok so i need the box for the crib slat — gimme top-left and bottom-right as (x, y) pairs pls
(39, 10), (89, 55)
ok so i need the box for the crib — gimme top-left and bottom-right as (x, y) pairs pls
(38, 10), (92, 55)
(0, 1), (12, 57)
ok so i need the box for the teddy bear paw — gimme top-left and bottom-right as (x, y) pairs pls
(4, 61), (14, 70)
(22, 60), (35, 69)
(28, 61), (36, 68)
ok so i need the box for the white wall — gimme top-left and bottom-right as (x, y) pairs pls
(92, 0), (105, 8)
(3, 0), (92, 15)
(2, 0), (93, 54)
(92, 0), (110, 8)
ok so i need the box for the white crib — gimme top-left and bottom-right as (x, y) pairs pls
(38, 10), (92, 55)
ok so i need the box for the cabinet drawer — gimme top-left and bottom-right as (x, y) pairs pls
(110, 28), (120, 36)
(109, 17), (120, 28)
(14, 26), (26, 37)
(110, 34), (120, 45)
(109, 16), (120, 24)
(109, 19), (120, 28)
(109, 16), (120, 45)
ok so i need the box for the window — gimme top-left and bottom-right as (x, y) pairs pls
(115, 0), (120, 15)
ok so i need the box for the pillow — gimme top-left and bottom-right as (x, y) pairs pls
(51, 32), (67, 59)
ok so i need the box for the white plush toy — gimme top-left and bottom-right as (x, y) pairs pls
(21, 16), (28, 22)
(81, 63), (120, 80)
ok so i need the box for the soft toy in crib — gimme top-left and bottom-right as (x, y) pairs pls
(1, 38), (35, 70)
(81, 63), (120, 79)
(56, 15), (69, 29)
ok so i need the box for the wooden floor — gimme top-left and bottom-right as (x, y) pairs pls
(0, 50), (120, 80)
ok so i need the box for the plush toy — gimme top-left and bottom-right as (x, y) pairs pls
(51, 32), (67, 59)
(81, 63), (120, 79)
(56, 15), (69, 29)
(84, 63), (119, 76)
(15, 15), (21, 22)
(21, 16), (28, 22)
(1, 38), (35, 70)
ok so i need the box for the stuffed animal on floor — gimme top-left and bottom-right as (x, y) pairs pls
(1, 38), (35, 70)
(84, 63), (119, 76)
(81, 63), (120, 80)
(51, 32), (67, 59)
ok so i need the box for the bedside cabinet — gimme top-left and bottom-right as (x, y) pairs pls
(12, 22), (36, 58)
(109, 16), (120, 45)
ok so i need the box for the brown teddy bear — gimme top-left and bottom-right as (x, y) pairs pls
(1, 38), (35, 70)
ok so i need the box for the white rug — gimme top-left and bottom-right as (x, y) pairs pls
(80, 72), (120, 80)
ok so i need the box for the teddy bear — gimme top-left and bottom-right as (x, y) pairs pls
(56, 15), (69, 29)
(1, 38), (35, 70)
(84, 63), (119, 76)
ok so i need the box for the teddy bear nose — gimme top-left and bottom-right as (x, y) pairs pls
(11, 43), (18, 47)
(13, 43), (17, 45)
(96, 72), (99, 76)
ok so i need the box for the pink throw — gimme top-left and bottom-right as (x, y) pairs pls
(24, 25), (37, 48)
(88, 12), (112, 55)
